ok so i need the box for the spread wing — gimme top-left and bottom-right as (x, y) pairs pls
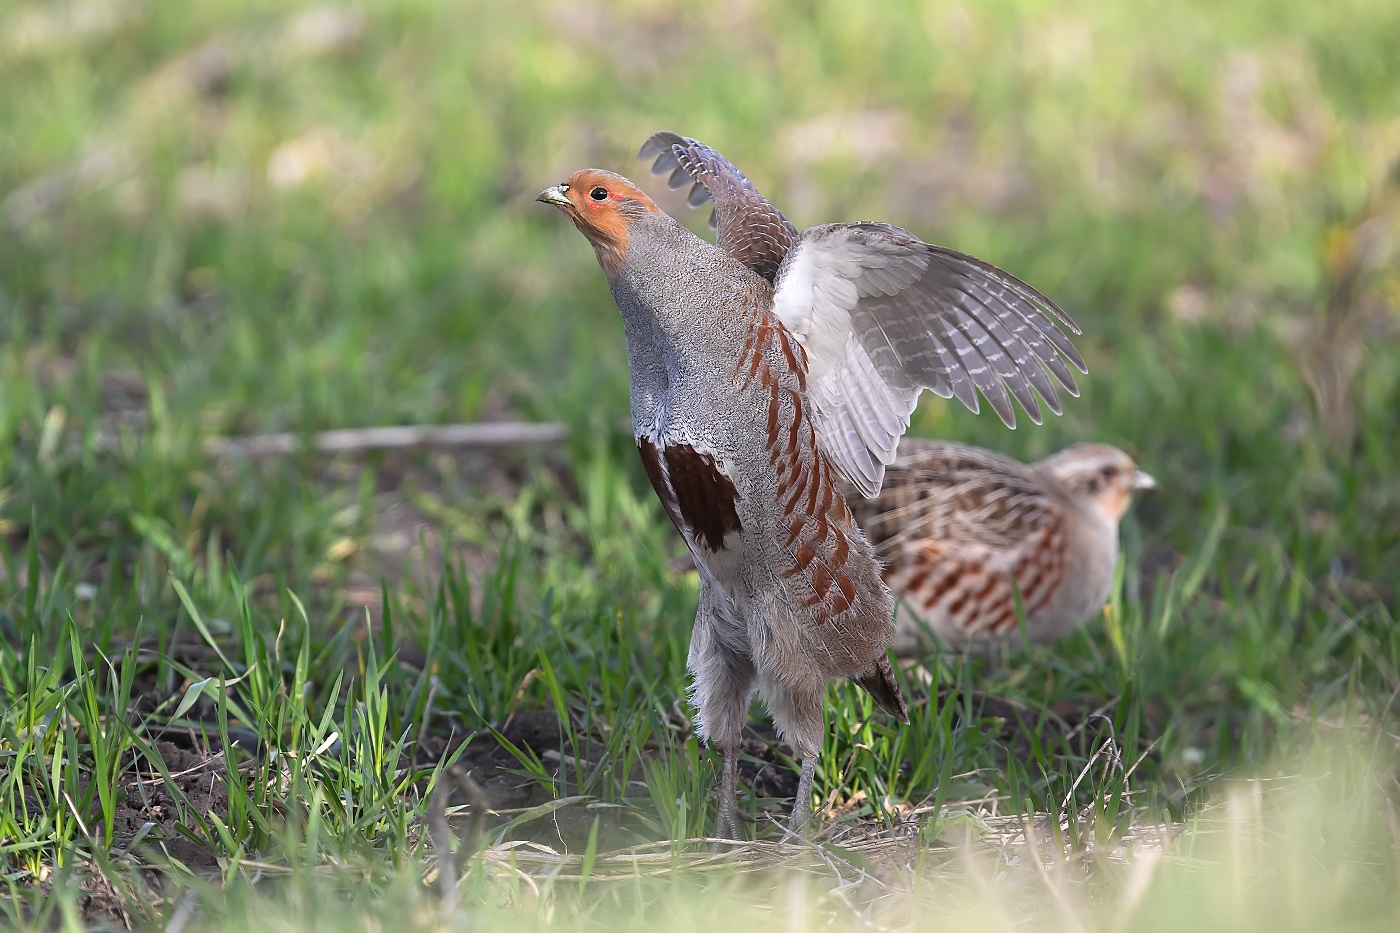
(637, 131), (798, 283)
(844, 440), (1063, 561)
(773, 222), (1086, 497)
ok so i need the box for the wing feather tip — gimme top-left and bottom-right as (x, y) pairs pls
(637, 130), (685, 160)
(686, 183), (712, 208)
(846, 461), (884, 499)
(1057, 370), (1082, 397)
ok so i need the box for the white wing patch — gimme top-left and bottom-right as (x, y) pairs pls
(772, 223), (1084, 499)
(775, 238), (919, 497)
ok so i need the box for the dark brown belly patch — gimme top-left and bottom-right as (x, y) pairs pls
(637, 438), (742, 552)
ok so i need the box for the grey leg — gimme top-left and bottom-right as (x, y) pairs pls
(715, 748), (740, 840)
(688, 581), (755, 844)
(790, 755), (817, 834)
(754, 666), (824, 837)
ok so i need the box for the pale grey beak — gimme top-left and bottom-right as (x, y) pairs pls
(1132, 469), (1157, 490)
(536, 185), (571, 207)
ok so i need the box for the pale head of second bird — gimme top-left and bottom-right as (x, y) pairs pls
(1038, 443), (1155, 523)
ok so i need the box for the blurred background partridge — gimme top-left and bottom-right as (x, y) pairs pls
(847, 440), (1154, 654)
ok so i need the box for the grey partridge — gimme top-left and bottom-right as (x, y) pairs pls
(537, 131), (1086, 836)
(847, 440), (1154, 654)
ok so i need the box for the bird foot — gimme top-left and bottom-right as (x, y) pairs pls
(712, 748), (741, 849)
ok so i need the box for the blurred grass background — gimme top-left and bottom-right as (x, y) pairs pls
(1, 0), (1399, 929)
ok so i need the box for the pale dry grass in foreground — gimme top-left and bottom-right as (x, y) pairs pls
(183, 744), (1399, 933)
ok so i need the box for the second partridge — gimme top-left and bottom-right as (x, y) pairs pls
(847, 440), (1154, 653)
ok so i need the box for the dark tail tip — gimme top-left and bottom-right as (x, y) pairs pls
(854, 655), (910, 724)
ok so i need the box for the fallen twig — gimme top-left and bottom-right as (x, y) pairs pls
(84, 421), (568, 457)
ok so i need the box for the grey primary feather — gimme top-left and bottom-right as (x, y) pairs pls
(825, 225), (1086, 423)
(639, 131), (799, 283)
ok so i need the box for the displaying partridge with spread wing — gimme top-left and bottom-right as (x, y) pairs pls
(537, 131), (1087, 836)
(847, 440), (1154, 654)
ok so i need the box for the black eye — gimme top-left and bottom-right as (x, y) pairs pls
(1101, 466), (1118, 480)
(589, 186), (609, 201)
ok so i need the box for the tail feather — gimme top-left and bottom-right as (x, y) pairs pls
(854, 655), (909, 724)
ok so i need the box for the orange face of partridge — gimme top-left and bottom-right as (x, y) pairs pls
(536, 170), (658, 279)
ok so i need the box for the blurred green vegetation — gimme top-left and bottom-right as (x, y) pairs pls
(1, 0), (1399, 928)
